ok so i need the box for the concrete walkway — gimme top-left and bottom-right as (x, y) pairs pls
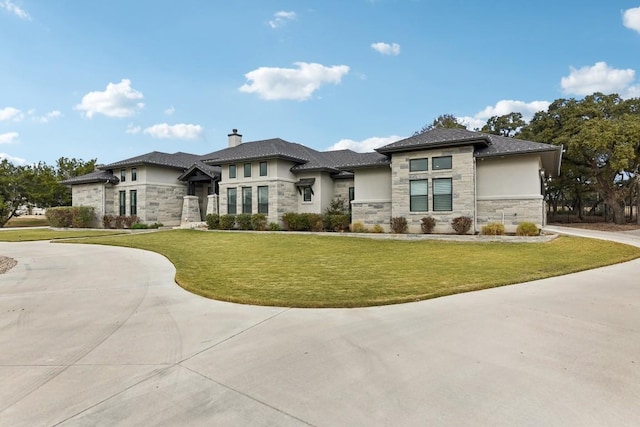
(0, 228), (639, 426)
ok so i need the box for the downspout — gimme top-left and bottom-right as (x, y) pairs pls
(473, 156), (478, 234)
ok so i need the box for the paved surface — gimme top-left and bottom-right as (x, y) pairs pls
(0, 227), (639, 426)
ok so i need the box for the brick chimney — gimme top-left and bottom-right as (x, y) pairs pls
(228, 129), (242, 147)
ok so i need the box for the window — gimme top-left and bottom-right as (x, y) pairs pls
(259, 161), (268, 176)
(244, 163), (252, 178)
(433, 178), (453, 211)
(303, 187), (312, 202)
(409, 158), (428, 172)
(227, 188), (237, 214)
(348, 187), (355, 212)
(410, 180), (428, 211)
(258, 186), (269, 214)
(119, 191), (126, 215)
(432, 156), (452, 170)
(130, 190), (137, 215)
(242, 187), (252, 213)
(120, 169), (126, 182)
(229, 164), (236, 179)
(131, 168), (137, 181)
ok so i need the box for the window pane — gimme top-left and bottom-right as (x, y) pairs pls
(227, 188), (237, 214)
(244, 163), (252, 178)
(119, 191), (126, 216)
(120, 169), (126, 182)
(410, 180), (428, 211)
(259, 162), (267, 176)
(131, 168), (137, 181)
(409, 158), (428, 172)
(432, 156), (452, 170)
(242, 187), (252, 213)
(130, 190), (137, 215)
(229, 165), (236, 179)
(433, 178), (452, 211)
(258, 186), (268, 214)
(303, 187), (312, 202)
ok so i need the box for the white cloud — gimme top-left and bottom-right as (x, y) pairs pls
(371, 42), (400, 56)
(143, 123), (204, 140)
(560, 62), (636, 96)
(327, 135), (403, 152)
(75, 79), (145, 118)
(0, 152), (26, 164)
(125, 123), (141, 134)
(239, 62), (350, 101)
(164, 105), (175, 115)
(623, 7), (640, 34)
(0, 0), (31, 20)
(32, 110), (62, 123)
(0, 132), (19, 144)
(269, 10), (296, 28)
(0, 107), (24, 122)
(458, 99), (551, 130)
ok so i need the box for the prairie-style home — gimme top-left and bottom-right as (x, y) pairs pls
(63, 128), (561, 233)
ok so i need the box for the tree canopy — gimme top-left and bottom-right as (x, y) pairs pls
(414, 114), (466, 135)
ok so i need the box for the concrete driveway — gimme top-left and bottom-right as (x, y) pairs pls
(1, 227), (639, 426)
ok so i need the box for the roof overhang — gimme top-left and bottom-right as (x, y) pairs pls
(476, 145), (563, 178)
(376, 137), (490, 154)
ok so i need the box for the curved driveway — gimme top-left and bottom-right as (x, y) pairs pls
(1, 227), (639, 426)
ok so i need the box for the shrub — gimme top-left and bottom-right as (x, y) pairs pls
(325, 214), (350, 232)
(150, 222), (163, 229)
(390, 216), (408, 234)
(516, 221), (539, 236)
(251, 213), (267, 231)
(308, 214), (324, 232)
(46, 206), (95, 228)
(103, 215), (115, 229)
(46, 207), (73, 228)
(283, 212), (304, 231)
(114, 215), (125, 229)
(205, 213), (220, 230)
(451, 216), (473, 235)
(236, 213), (253, 230)
(325, 196), (349, 215)
(131, 223), (149, 229)
(481, 222), (505, 235)
(268, 222), (282, 231)
(123, 215), (139, 228)
(420, 216), (436, 234)
(219, 214), (236, 230)
(351, 222), (368, 233)
(371, 224), (384, 233)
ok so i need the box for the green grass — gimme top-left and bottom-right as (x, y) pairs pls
(4, 216), (49, 227)
(68, 230), (640, 308)
(0, 229), (128, 242)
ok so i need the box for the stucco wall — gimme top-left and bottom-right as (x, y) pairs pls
(476, 155), (542, 198)
(390, 146), (475, 234)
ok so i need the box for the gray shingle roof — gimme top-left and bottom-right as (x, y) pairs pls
(102, 151), (202, 170)
(377, 128), (491, 153)
(60, 170), (119, 185)
(177, 161), (221, 181)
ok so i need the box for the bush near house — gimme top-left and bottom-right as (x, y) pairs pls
(205, 213), (220, 230)
(131, 222), (163, 230)
(236, 213), (253, 230)
(220, 214), (236, 230)
(103, 214), (140, 229)
(451, 216), (473, 234)
(482, 222), (505, 235)
(251, 213), (267, 231)
(351, 222), (368, 233)
(390, 216), (408, 234)
(371, 224), (385, 233)
(516, 222), (539, 236)
(46, 206), (95, 228)
(420, 216), (436, 234)
(268, 222), (282, 231)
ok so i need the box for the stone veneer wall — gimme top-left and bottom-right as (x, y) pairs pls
(477, 197), (544, 232)
(135, 184), (186, 226)
(352, 201), (392, 232)
(333, 178), (354, 202)
(390, 146), (476, 234)
(71, 183), (105, 227)
(181, 195), (202, 224)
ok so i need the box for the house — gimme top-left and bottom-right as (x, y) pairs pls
(63, 128), (561, 233)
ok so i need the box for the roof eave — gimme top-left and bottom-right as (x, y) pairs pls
(377, 138), (489, 154)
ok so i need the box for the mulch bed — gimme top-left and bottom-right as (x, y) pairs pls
(0, 256), (17, 274)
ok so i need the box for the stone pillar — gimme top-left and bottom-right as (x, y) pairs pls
(181, 195), (201, 224)
(206, 194), (219, 216)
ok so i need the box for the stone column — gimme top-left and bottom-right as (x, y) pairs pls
(206, 194), (219, 216)
(181, 195), (201, 224)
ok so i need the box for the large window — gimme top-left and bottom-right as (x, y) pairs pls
(119, 191), (126, 215)
(120, 169), (126, 182)
(258, 186), (269, 214)
(259, 161), (268, 177)
(131, 168), (137, 181)
(244, 163), (252, 178)
(303, 187), (312, 202)
(409, 158), (428, 172)
(227, 188), (237, 214)
(410, 180), (428, 211)
(130, 190), (137, 215)
(432, 156), (452, 170)
(229, 164), (236, 179)
(242, 187), (252, 213)
(433, 178), (452, 211)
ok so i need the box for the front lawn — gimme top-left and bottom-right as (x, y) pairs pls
(0, 229), (128, 242)
(71, 230), (640, 308)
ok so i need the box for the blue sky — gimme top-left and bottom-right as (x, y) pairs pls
(2, 1), (640, 166)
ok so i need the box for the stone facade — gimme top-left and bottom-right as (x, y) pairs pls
(71, 183), (108, 227)
(352, 201), (392, 232)
(390, 146), (476, 234)
(477, 196), (545, 232)
(206, 194), (219, 216)
(333, 178), (354, 202)
(181, 195), (202, 224)
(132, 184), (186, 226)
